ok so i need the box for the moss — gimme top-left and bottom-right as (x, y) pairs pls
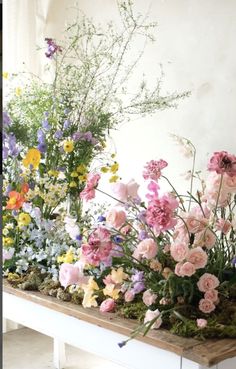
(56, 288), (72, 302)
(118, 301), (147, 322)
(38, 278), (60, 296)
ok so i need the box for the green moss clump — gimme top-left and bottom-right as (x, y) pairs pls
(56, 288), (72, 302)
(118, 302), (147, 322)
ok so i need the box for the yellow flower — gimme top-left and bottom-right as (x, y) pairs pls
(57, 249), (75, 264)
(3, 72), (9, 79)
(111, 267), (128, 284)
(101, 167), (109, 173)
(103, 284), (120, 300)
(18, 213), (31, 226)
(48, 170), (59, 177)
(22, 148), (41, 169)
(76, 164), (87, 174)
(15, 87), (22, 96)
(3, 237), (14, 246)
(70, 171), (78, 177)
(78, 174), (87, 182)
(82, 290), (98, 308)
(69, 181), (77, 188)
(110, 162), (119, 173)
(86, 277), (99, 292)
(109, 175), (119, 183)
(63, 140), (74, 153)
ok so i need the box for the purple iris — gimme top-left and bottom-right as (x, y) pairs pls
(54, 130), (63, 140)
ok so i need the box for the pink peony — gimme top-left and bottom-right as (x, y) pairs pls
(133, 238), (158, 260)
(144, 309), (162, 329)
(111, 179), (139, 203)
(208, 151), (236, 177)
(124, 290), (135, 302)
(197, 273), (220, 292)
(99, 298), (116, 313)
(187, 247), (208, 269)
(179, 262), (196, 277)
(142, 289), (157, 306)
(199, 298), (216, 313)
(59, 263), (80, 288)
(106, 208), (126, 229)
(216, 218), (232, 235)
(197, 318), (207, 329)
(204, 289), (218, 302)
(170, 242), (189, 262)
(146, 194), (178, 234)
(143, 159), (168, 181)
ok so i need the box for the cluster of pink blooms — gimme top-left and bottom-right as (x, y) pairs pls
(143, 159), (168, 181)
(80, 172), (101, 201)
(197, 273), (220, 313)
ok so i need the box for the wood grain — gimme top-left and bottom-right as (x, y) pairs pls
(3, 280), (236, 367)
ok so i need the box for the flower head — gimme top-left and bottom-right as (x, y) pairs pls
(6, 191), (25, 210)
(143, 159), (168, 181)
(208, 151), (236, 177)
(22, 148), (41, 169)
(63, 140), (74, 153)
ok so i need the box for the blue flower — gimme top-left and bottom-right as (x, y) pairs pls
(63, 120), (71, 129)
(42, 119), (51, 131)
(54, 130), (63, 140)
(113, 235), (123, 244)
(37, 143), (47, 153)
(97, 215), (106, 222)
(118, 341), (126, 348)
(76, 234), (83, 241)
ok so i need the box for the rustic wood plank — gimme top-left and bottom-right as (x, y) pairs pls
(3, 280), (236, 367)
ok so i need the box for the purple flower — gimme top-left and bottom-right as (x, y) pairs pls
(54, 130), (63, 140)
(118, 341), (126, 348)
(3, 112), (11, 127)
(63, 120), (71, 129)
(45, 38), (62, 58)
(37, 129), (46, 143)
(132, 282), (145, 294)
(73, 132), (83, 141)
(42, 119), (51, 131)
(3, 147), (9, 160)
(131, 270), (145, 293)
(113, 236), (123, 244)
(12, 210), (19, 217)
(8, 134), (19, 156)
(76, 234), (82, 241)
(232, 256), (236, 267)
(4, 185), (12, 196)
(44, 111), (49, 117)
(97, 215), (106, 222)
(29, 181), (35, 190)
(131, 270), (144, 283)
(137, 210), (147, 223)
(138, 230), (148, 240)
(37, 143), (47, 153)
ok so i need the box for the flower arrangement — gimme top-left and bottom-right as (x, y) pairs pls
(53, 139), (236, 340)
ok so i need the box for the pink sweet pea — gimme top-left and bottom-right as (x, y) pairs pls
(111, 179), (139, 203)
(80, 172), (101, 201)
(59, 263), (80, 288)
(106, 208), (126, 229)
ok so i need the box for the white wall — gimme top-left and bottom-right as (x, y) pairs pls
(3, 0), (236, 198)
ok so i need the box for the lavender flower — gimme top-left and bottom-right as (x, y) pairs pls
(63, 120), (71, 129)
(45, 38), (62, 58)
(37, 142), (47, 153)
(54, 130), (63, 140)
(3, 112), (11, 127)
(42, 119), (51, 131)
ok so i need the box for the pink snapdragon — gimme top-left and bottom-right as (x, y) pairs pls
(82, 227), (113, 266)
(208, 151), (236, 177)
(143, 159), (168, 181)
(146, 194), (178, 234)
(197, 273), (220, 292)
(80, 172), (101, 201)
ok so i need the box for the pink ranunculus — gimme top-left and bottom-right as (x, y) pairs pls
(186, 247), (208, 269)
(124, 289), (135, 302)
(106, 208), (126, 229)
(199, 298), (216, 313)
(59, 263), (80, 288)
(204, 289), (218, 302)
(146, 194), (178, 234)
(197, 318), (207, 329)
(133, 238), (158, 260)
(216, 218), (232, 235)
(170, 242), (189, 262)
(144, 309), (162, 329)
(142, 289), (157, 306)
(99, 298), (116, 313)
(207, 151), (236, 177)
(179, 262), (196, 277)
(197, 273), (220, 292)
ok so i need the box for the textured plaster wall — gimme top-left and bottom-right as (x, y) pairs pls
(3, 0), (236, 197)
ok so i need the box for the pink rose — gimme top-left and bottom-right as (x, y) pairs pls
(179, 262), (196, 277)
(144, 309), (162, 329)
(106, 208), (126, 229)
(59, 263), (80, 288)
(142, 289), (157, 306)
(187, 247), (208, 269)
(197, 318), (207, 328)
(216, 218), (232, 235)
(133, 238), (158, 260)
(197, 273), (220, 292)
(124, 290), (135, 302)
(204, 289), (218, 302)
(170, 242), (189, 262)
(99, 298), (116, 313)
(199, 298), (216, 313)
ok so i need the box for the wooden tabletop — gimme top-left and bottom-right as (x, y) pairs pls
(3, 280), (236, 367)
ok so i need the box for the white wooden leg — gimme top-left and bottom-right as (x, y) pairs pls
(181, 358), (218, 369)
(2, 319), (23, 333)
(53, 338), (66, 369)
(2, 318), (7, 333)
